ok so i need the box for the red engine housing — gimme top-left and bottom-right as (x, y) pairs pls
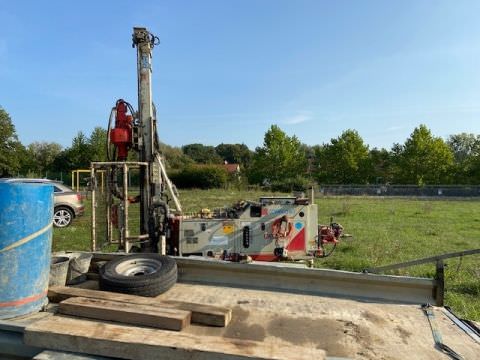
(110, 100), (133, 160)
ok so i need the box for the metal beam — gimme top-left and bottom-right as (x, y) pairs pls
(88, 252), (439, 304)
(365, 248), (480, 274)
(173, 257), (438, 305)
(154, 153), (182, 213)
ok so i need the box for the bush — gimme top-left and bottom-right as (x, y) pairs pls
(169, 165), (228, 189)
(268, 176), (312, 192)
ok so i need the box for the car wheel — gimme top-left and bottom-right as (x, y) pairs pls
(99, 254), (177, 297)
(53, 207), (74, 228)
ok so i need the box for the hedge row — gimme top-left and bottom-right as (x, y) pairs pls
(169, 165), (229, 189)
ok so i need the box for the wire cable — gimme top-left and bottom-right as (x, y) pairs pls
(422, 304), (464, 360)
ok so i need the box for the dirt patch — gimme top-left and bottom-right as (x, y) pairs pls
(362, 310), (387, 325)
(224, 320), (266, 342)
(186, 307), (380, 358)
(228, 338), (258, 353)
(233, 306), (250, 318)
(184, 306), (266, 342)
(223, 306), (266, 342)
(395, 326), (412, 344)
(340, 320), (377, 344)
(266, 316), (370, 357)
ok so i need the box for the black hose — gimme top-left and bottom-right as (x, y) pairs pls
(109, 166), (124, 201)
(321, 243), (337, 258)
(106, 108), (115, 161)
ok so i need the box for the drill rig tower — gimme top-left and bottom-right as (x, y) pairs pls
(90, 27), (181, 254)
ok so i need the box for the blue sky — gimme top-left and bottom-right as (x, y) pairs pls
(1, 0), (479, 150)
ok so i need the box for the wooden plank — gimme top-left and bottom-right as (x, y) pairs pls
(48, 286), (231, 327)
(159, 299), (232, 327)
(24, 316), (326, 360)
(58, 297), (190, 331)
(33, 349), (113, 359)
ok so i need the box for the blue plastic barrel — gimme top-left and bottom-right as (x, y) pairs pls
(0, 181), (53, 319)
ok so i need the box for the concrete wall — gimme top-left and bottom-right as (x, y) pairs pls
(317, 185), (480, 197)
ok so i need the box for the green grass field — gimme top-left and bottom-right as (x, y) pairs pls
(53, 189), (480, 320)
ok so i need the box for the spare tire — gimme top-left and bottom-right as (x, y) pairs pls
(99, 254), (177, 297)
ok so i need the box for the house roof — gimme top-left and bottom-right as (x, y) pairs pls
(223, 163), (240, 173)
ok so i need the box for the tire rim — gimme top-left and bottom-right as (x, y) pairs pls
(54, 209), (71, 227)
(115, 258), (162, 277)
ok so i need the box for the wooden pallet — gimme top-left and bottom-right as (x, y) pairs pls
(58, 297), (191, 331)
(49, 286), (231, 327)
(24, 316), (326, 360)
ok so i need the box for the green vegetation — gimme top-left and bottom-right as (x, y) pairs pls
(4, 103), (480, 187)
(391, 125), (454, 185)
(54, 190), (480, 321)
(248, 125), (307, 186)
(0, 107), (25, 176)
(169, 165), (229, 189)
(314, 129), (370, 184)
(315, 196), (480, 321)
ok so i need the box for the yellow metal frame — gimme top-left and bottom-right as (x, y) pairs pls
(71, 169), (104, 192)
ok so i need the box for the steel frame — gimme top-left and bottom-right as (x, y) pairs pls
(90, 161), (149, 253)
(88, 253), (440, 305)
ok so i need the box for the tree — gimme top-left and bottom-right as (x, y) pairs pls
(89, 127), (108, 162)
(70, 131), (93, 169)
(0, 106), (25, 177)
(159, 143), (194, 170)
(300, 143), (316, 180)
(368, 148), (393, 184)
(24, 142), (62, 175)
(215, 143), (253, 167)
(447, 133), (480, 163)
(315, 130), (370, 184)
(466, 155), (480, 184)
(249, 125), (307, 185)
(447, 133), (480, 184)
(52, 131), (92, 172)
(392, 125), (454, 185)
(182, 143), (222, 164)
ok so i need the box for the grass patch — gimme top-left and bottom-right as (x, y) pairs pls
(53, 191), (480, 320)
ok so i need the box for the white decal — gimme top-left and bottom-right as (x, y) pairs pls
(210, 236), (229, 245)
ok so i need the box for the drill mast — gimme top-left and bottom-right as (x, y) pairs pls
(90, 27), (181, 254)
(132, 27), (160, 249)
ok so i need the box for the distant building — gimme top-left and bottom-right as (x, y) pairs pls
(223, 161), (241, 175)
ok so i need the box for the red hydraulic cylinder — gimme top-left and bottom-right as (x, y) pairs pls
(110, 100), (133, 160)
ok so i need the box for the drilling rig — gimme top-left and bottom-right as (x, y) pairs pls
(90, 27), (342, 260)
(90, 27), (181, 254)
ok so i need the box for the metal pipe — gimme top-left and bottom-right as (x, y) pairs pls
(123, 163), (130, 252)
(90, 167), (96, 251)
(155, 153), (182, 213)
(365, 248), (480, 273)
(106, 168), (112, 247)
(308, 186), (314, 204)
(133, 27), (155, 242)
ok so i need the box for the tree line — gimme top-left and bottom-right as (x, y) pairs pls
(1, 106), (479, 188)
